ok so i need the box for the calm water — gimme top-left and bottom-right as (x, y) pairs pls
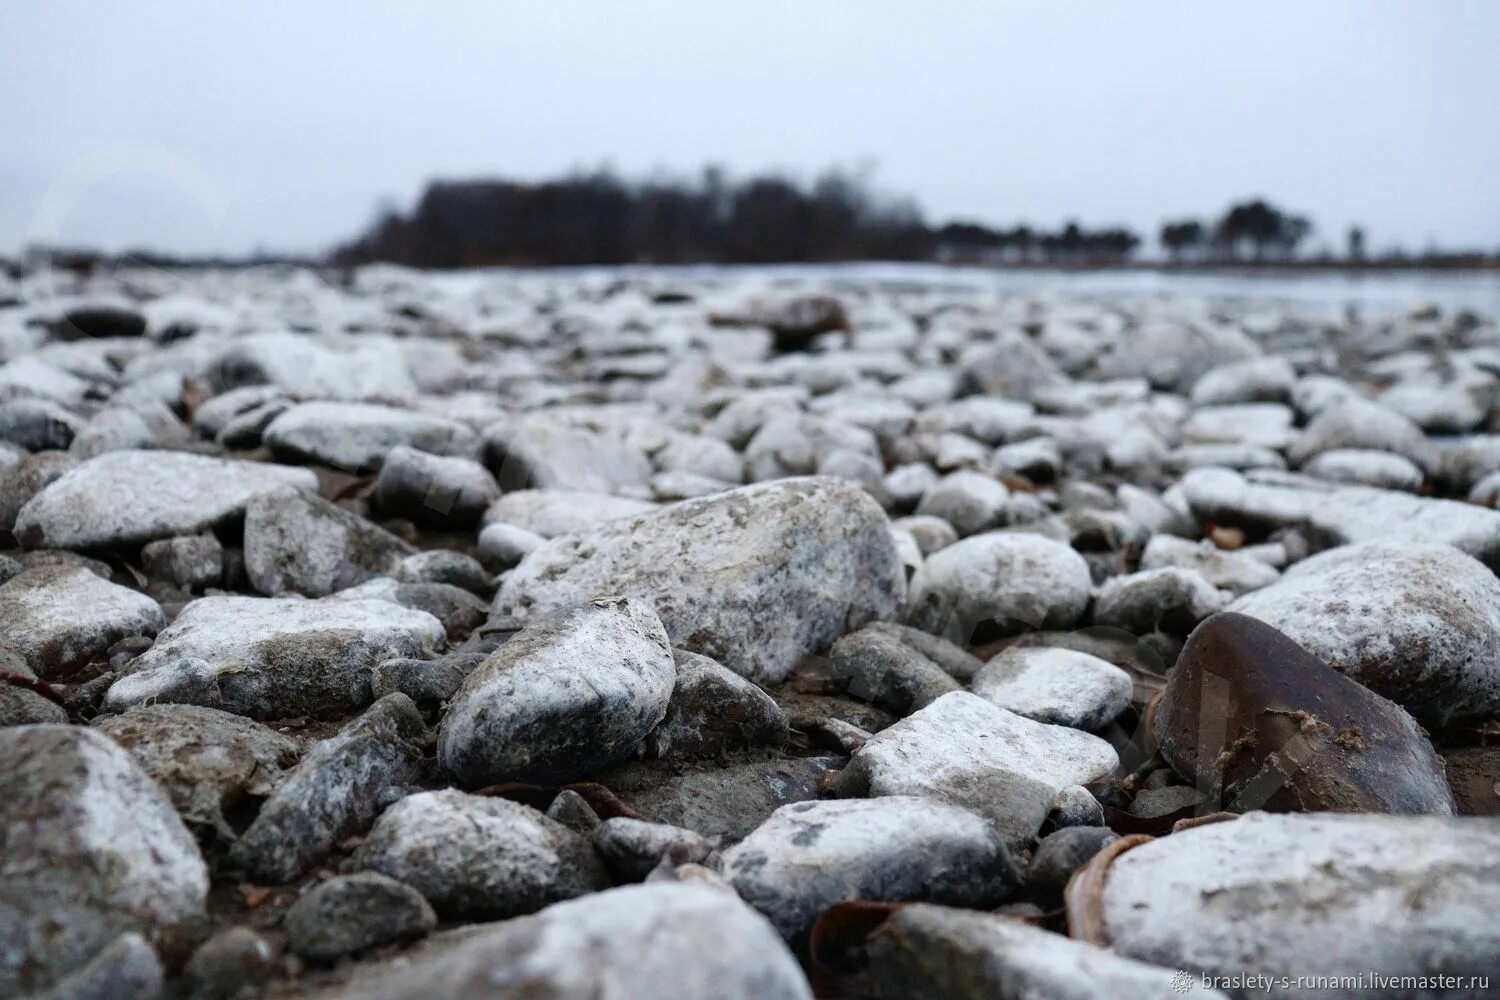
(539, 262), (1500, 316)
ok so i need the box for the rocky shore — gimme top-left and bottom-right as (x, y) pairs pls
(2, 264), (1498, 998)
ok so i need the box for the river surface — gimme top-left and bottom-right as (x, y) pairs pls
(491, 262), (1500, 315)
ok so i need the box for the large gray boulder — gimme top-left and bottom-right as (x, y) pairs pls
(102, 595), (445, 719)
(495, 478), (906, 683)
(0, 565), (163, 678)
(1093, 813), (1500, 997)
(440, 598), (675, 787)
(13, 449), (316, 549)
(0, 725), (208, 996)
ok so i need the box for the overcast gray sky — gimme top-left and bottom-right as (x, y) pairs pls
(3, 0), (1497, 257)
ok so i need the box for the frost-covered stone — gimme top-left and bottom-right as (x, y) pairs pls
(826, 622), (962, 715)
(283, 872), (436, 961)
(914, 470), (1009, 537)
(14, 449), (316, 549)
(1138, 534), (1280, 595)
(103, 595), (444, 719)
(973, 646), (1132, 730)
(593, 817), (713, 881)
(1288, 396), (1437, 472)
(645, 649), (787, 758)
(1190, 355), (1296, 406)
(232, 694), (427, 883)
(484, 417), (653, 494)
(1181, 466), (1500, 568)
(1, 565), (163, 678)
(264, 401), (477, 472)
(1093, 567), (1232, 634)
(496, 478), (905, 683)
(476, 521), (544, 571)
(724, 797), (1018, 942)
(243, 486), (414, 597)
(482, 489), (656, 538)
(94, 704), (299, 838)
(373, 444), (500, 526)
(1229, 542), (1500, 727)
(907, 531), (1091, 641)
(355, 790), (609, 919)
(0, 450), (74, 534)
(320, 883), (811, 1000)
(1302, 448), (1424, 491)
(441, 598), (675, 787)
(0, 725), (208, 996)
(866, 905), (1226, 1000)
(837, 692), (1118, 847)
(1096, 813), (1500, 996)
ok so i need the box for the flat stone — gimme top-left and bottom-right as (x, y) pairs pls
(496, 478), (905, 683)
(94, 704), (300, 838)
(13, 450), (316, 550)
(0, 451), (74, 534)
(283, 873), (436, 962)
(865, 904), (1227, 1000)
(355, 789), (609, 920)
(0, 566), (163, 678)
(319, 883), (811, 999)
(484, 417), (653, 493)
(723, 797), (1018, 942)
(1180, 466), (1500, 568)
(972, 646), (1132, 730)
(264, 401), (478, 473)
(1302, 448), (1424, 491)
(1288, 396), (1437, 472)
(232, 694), (427, 883)
(837, 692), (1118, 848)
(1229, 542), (1500, 727)
(441, 598), (675, 787)
(1138, 534), (1280, 595)
(908, 531), (1091, 641)
(597, 755), (842, 842)
(1096, 813), (1500, 995)
(243, 486), (415, 597)
(140, 534), (223, 590)
(0, 725), (207, 996)
(103, 595), (445, 719)
(482, 489), (657, 538)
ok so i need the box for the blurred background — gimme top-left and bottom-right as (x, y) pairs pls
(3, 0), (1497, 278)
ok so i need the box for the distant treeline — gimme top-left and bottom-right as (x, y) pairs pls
(331, 167), (1146, 268)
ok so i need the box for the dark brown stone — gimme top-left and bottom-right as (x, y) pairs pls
(1154, 612), (1454, 815)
